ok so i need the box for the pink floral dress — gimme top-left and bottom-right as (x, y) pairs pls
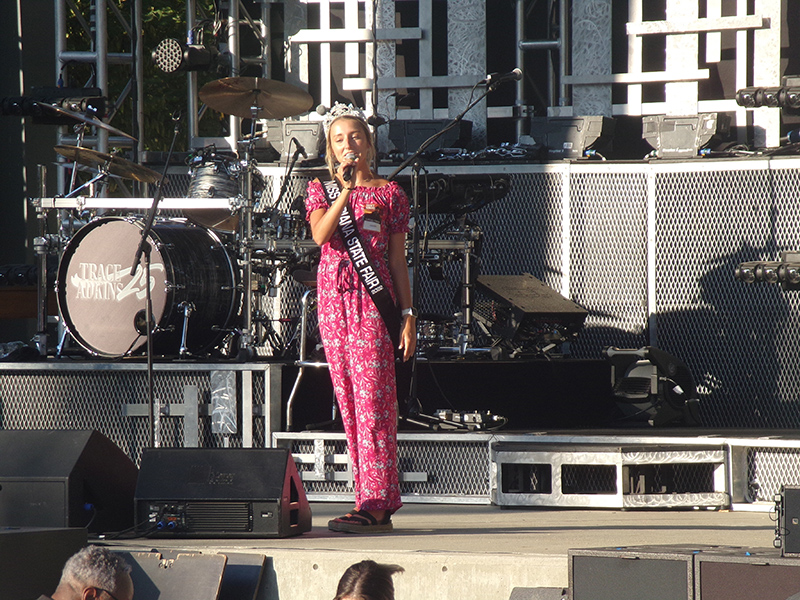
(305, 179), (409, 513)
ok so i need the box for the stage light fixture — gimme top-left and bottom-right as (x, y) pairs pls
(641, 113), (730, 158)
(603, 346), (701, 427)
(760, 264), (779, 284)
(781, 265), (800, 285)
(735, 87), (757, 107)
(736, 264), (756, 284)
(734, 84), (800, 110)
(735, 253), (800, 290)
(784, 88), (800, 109)
(761, 87), (782, 107)
(152, 38), (229, 75)
(153, 39), (211, 73)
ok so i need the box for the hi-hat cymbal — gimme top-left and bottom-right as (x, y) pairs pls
(36, 102), (137, 141)
(54, 145), (161, 184)
(199, 77), (314, 119)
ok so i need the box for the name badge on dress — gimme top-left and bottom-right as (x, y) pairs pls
(363, 203), (381, 232)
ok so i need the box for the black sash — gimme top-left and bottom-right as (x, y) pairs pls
(321, 179), (401, 348)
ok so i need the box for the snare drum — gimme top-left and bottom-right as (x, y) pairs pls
(56, 217), (239, 357)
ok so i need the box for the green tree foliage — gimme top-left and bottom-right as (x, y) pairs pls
(64, 0), (225, 151)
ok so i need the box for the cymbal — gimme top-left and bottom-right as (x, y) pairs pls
(199, 77), (314, 119)
(36, 102), (137, 141)
(54, 145), (161, 184)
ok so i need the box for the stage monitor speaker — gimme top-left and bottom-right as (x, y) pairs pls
(509, 587), (568, 600)
(695, 549), (800, 600)
(134, 448), (312, 538)
(569, 546), (695, 600)
(0, 429), (137, 533)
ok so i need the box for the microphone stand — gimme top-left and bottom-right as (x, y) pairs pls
(387, 80), (500, 428)
(130, 111), (182, 448)
(274, 138), (306, 209)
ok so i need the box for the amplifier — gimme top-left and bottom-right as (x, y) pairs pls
(779, 486), (800, 556)
(135, 448), (311, 539)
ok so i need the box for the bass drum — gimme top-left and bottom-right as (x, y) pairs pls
(56, 217), (239, 357)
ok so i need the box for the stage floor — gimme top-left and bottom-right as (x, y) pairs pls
(104, 501), (777, 600)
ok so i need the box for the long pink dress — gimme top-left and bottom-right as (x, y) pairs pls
(305, 179), (409, 513)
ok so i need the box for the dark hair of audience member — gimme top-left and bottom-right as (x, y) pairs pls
(334, 560), (404, 600)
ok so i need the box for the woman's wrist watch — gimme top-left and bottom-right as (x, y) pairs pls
(401, 307), (418, 318)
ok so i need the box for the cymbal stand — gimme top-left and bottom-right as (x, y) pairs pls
(235, 105), (260, 359)
(33, 165), (50, 356)
(65, 122), (88, 197)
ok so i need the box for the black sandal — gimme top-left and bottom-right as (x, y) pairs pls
(328, 509), (393, 533)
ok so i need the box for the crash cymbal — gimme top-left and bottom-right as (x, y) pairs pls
(54, 145), (161, 184)
(36, 102), (137, 141)
(199, 77), (314, 119)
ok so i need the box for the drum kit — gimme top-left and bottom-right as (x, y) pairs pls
(43, 76), (319, 359)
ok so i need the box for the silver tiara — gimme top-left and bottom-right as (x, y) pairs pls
(323, 102), (368, 133)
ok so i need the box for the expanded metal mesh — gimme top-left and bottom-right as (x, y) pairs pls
(562, 464), (617, 494)
(653, 164), (800, 427)
(748, 447), (800, 503)
(570, 171), (650, 356)
(283, 435), (490, 498)
(624, 463), (716, 495)
(0, 368), (270, 465)
(397, 438), (490, 496)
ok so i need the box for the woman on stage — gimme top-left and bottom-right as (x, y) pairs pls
(305, 104), (417, 533)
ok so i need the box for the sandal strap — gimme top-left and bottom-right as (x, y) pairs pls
(332, 510), (378, 526)
(352, 510), (381, 525)
(331, 510), (389, 526)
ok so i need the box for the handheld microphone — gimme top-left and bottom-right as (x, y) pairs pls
(484, 68), (523, 86)
(342, 152), (357, 182)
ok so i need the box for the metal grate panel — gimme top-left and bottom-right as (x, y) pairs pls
(570, 170), (650, 356)
(0, 367), (271, 465)
(275, 433), (492, 502)
(748, 447), (800, 503)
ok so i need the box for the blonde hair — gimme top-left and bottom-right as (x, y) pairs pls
(325, 115), (376, 180)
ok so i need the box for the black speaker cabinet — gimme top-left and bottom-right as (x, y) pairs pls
(0, 527), (87, 600)
(569, 546), (704, 600)
(780, 486), (800, 556)
(0, 429), (138, 533)
(695, 548), (800, 600)
(135, 448), (312, 538)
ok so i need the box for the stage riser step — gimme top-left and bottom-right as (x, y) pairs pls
(273, 432), (494, 504)
(493, 445), (728, 508)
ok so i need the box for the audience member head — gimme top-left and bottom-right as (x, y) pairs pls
(334, 560), (404, 600)
(51, 545), (133, 600)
